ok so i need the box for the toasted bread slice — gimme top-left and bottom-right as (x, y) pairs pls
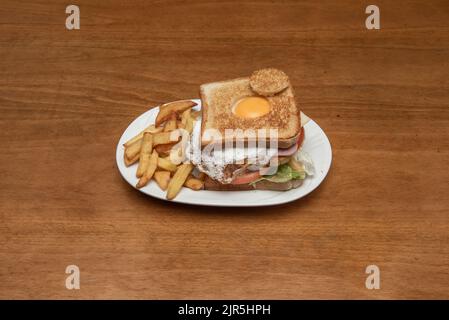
(200, 75), (301, 148)
(250, 68), (290, 96)
(204, 176), (303, 191)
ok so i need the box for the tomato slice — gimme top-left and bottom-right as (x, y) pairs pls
(231, 167), (273, 185)
(231, 171), (261, 185)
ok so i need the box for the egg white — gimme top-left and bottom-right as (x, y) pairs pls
(187, 120), (277, 183)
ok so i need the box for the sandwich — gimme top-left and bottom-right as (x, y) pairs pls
(192, 68), (314, 191)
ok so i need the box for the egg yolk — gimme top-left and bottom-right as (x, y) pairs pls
(233, 96), (270, 119)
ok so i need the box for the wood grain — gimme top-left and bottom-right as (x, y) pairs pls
(1, 0), (448, 299)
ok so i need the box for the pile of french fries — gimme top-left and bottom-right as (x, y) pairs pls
(123, 100), (205, 200)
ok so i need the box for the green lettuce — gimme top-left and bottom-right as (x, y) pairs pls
(251, 164), (306, 185)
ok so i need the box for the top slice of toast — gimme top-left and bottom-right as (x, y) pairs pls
(199, 75), (301, 148)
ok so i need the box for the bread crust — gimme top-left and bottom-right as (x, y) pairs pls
(204, 176), (304, 191)
(199, 75), (301, 149)
(250, 68), (290, 96)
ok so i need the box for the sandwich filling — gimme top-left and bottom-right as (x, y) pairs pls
(188, 125), (314, 186)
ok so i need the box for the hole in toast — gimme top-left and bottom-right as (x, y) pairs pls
(232, 96), (271, 119)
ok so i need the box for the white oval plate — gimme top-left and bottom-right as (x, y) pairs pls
(116, 99), (332, 207)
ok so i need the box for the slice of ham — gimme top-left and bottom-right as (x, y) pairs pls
(276, 143), (299, 156)
(276, 128), (305, 156)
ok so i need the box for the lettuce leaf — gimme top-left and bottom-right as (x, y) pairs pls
(251, 164), (306, 185)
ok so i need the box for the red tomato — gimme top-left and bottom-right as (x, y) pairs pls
(231, 171), (261, 185)
(231, 167), (273, 185)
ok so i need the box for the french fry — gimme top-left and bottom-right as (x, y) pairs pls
(177, 120), (185, 129)
(123, 124), (162, 148)
(154, 171), (171, 190)
(191, 110), (201, 120)
(125, 138), (142, 161)
(157, 157), (177, 172)
(155, 142), (176, 157)
(124, 133), (143, 149)
(181, 108), (195, 133)
(166, 163), (193, 200)
(136, 150), (158, 188)
(181, 108), (191, 126)
(124, 153), (139, 167)
(155, 100), (197, 126)
(163, 114), (177, 132)
(168, 128), (189, 165)
(153, 132), (179, 146)
(136, 132), (153, 177)
(185, 117), (194, 134)
(147, 125), (163, 133)
(184, 177), (204, 191)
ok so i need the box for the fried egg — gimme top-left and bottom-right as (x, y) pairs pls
(187, 119), (277, 184)
(232, 96), (271, 119)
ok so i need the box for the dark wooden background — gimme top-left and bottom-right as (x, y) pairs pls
(1, 0), (448, 299)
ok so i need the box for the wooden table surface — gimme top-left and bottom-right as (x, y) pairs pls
(1, 0), (448, 299)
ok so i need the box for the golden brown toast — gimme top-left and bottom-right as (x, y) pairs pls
(204, 176), (303, 191)
(200, 73), (301, 149)
(250, 68), (290, 96)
